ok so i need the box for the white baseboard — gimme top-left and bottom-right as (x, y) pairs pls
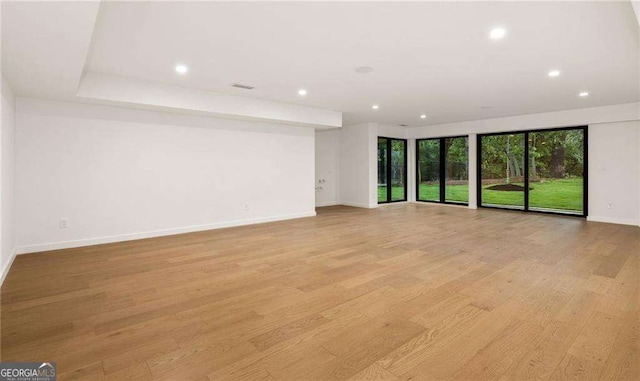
(16, 211), (317, 255)
(587, 216), (640, 227)
(1, 248), (17, 287)
(315, 201), (338, 207)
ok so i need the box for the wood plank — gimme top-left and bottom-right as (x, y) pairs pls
(1, 204), (637, 381)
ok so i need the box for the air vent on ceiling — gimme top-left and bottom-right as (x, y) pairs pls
(399, 124), (409, 127)
(231, 83), (255, 90)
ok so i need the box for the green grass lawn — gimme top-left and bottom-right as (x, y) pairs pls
(378, 186), (406, 202)
(418, 184), (469, 203)
(528, 178), (583, 211)
(380, 178), (583, 212)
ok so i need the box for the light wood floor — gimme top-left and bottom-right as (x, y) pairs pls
(1, 204), (638, 380)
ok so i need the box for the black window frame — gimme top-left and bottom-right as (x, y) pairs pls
(477, 125), (588, 218)
(378, 136), (408, 204)
(415, 135), (469, 206)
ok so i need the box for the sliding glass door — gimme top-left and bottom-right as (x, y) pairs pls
(480, 133), (525, 210)
(445, 137), (469, 203)
(478, 126), (587, 216)
(416, 136), (468, 204)
(378, 137), (407, 203)
(528, 129), (585, 214)
(378, 138), (389, 203)
(416, 139), (440, 202)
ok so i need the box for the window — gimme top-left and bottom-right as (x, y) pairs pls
(416, 136), (468, 204)
(378, 137), (407, 203)
(444, 137), (469, 203)
(479, 133), (525, 210)
(478, 126), (587, 216)
(416, 139), (440, 202)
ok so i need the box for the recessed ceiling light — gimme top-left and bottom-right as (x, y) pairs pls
(420, 114), (427, 119)
(490, 27), (507, 40)
(579, 91), (589, 97)
(175, 64), (188, 74)
(548, 70), (561, 77)
(355, 66), (374, 74)
(372, 105), (379, 110)
(298, 89), (307, 96)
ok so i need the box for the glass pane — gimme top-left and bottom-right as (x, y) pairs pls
(417, 139), (440, 201)
(528, 129), (584, 214)
(444, 137), (468, 203)
(390, 139), (406, 201)
(378, 138), (388, 203)
(481, 133), (525, 209)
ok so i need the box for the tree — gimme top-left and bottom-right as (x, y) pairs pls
(445, 137), (468, 181)
(549, 131), (567, 178)
(480, 130), (584, 183)
(417, 139), (440, 183)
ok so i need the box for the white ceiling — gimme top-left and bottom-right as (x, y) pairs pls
(1, 1), (99, 99)
(3, 1), (640, 127)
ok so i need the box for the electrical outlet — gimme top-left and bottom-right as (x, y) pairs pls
(60, 218), (69, 228)
(244, 203), (249, 211)
(607, 202), (613, 209)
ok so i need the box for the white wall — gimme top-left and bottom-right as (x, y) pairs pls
(339, 123), (377, 208)
(315, 129), (340, 207)
(589, 121), (640, 225)
(408, 103), (640, 225)
(15, 99), (316, 254)
(1, 76), (17, 284)
(408, 102), (640, 139)
(312, 105), (640, 227)
(12, 97), (636, 263)
(79, 73), (343, 129)
(377, 124), (407, 139)
(331, 123), (413, 208)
